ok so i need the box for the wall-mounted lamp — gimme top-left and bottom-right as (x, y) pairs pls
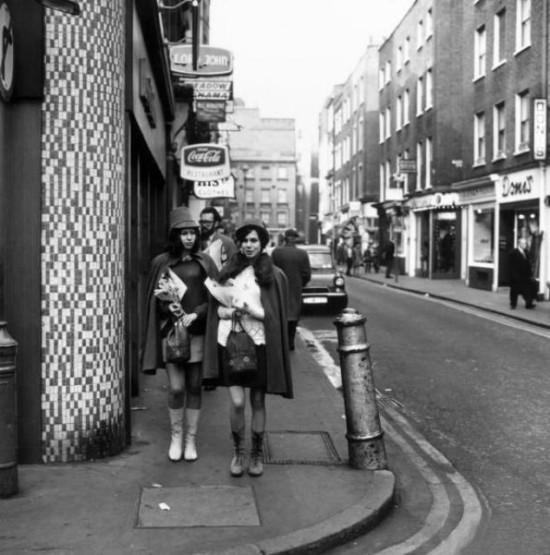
(34, 0), (81, 15)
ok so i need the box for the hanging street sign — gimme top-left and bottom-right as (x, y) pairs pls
(193, 175), (236, 199)
(180, 144), (230, 181)
(533, 99), (547, 160)
(195, 100), (226, 123)
(170, 45), (233, 78)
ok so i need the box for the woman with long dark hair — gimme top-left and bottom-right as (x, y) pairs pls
(203, 219), (293, 477)
(142, 206), (217, 462)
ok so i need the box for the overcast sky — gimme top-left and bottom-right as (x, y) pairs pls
(210, 0), (415, 154)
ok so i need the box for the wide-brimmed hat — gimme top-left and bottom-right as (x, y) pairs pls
(169, 206), (199, 230)
(235, 218), (270, 246)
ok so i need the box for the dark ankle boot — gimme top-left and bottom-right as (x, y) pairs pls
(248, 432), (264, 477)
(230, 431), (245, 477)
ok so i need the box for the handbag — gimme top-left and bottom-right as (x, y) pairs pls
(165, 318), (191, 363)
(225, 313), (257, 376)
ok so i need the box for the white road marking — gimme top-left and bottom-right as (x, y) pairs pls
(297, 326), (484, 554)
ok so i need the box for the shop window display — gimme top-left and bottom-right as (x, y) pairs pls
(472, 207), (494, 264)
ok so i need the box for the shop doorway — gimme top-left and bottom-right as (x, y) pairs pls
(432, 210), (460, 279)
(416, 212), (430, 277)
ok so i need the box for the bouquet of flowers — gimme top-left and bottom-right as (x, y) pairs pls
(154, 269), (187, 318)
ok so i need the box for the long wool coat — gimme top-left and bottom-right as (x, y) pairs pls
(202, 265), (294, 399)
(271, 245), (311, 321)
(141, 251), (218, 375)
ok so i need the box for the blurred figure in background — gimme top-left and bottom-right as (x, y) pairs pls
(271, 228), (311, 350)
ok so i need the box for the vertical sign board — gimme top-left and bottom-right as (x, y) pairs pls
(533, 99), (547, 160)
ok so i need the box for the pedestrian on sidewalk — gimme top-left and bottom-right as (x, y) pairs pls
(141, 206), (218, 463)
(383, 239), (395, 278)
(204, 219), (293, 478)
(271, 228), (311, 351)
(199, 206), (237, 392)
(508, 237), (537, 309)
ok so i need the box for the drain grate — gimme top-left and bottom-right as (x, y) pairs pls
(264, 430), (343, 466)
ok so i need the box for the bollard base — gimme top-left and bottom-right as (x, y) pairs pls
(348, 438), (387, 471)
(0, 464), (19, 498)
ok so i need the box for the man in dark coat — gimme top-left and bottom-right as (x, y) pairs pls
(509, 237), (537, 309)
(271, 228), (311, 351)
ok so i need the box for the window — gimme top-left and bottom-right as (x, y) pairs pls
(474, 112), (486, 165)
(494, 9), (506, 66)
(416, 141), (423, 190)
(277, 188), (287, 203)
(385, 61), (392, 83)
(404, 89), (410, 125)
(358, 164), (363, 195)
(396, 95), (403, 130)
(417, 19), (424, 49)
(416, 77), (424, 115)
(260, 188), (270, 203)
(385, 107), (391, 139)
(245, 189), (254, 203)
(493, 102), (506, 159)
(516, 0), (531, 52)
(277, 167), (288, 180)
(260, 210), (270, 225)
(426, 8), (433, 40)
(378, 67), (385, 89)
(260, 165), (271, 180)
(472, 206), (495, 264)
(385, 160), (392, 189)
(358, 118), (364, 150)
(277, 211), (288, 226)
(359, 77), (364, 103)
(379, 112), (385, 143)
(379, 163), (385, 193)
(475, 25), (487, 79)
(404, 37), (411, 63)
(515, 91), (530, 152)
(425, 69), (433, 109)
(425, 138), (432, 188)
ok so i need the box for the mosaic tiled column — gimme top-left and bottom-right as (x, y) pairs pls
(41, 2), (126, 462)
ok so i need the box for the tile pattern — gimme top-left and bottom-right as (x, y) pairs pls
(40, 2), (126, 462)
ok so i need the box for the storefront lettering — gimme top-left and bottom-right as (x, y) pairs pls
(501, 175), (533, 198)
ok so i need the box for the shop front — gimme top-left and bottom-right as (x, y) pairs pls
(495, 168), (546, 295)
(454, 181), (497, 291)
(407, 192), (461, 280)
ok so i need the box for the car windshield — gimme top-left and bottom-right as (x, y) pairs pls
(308, 252), (334, 269)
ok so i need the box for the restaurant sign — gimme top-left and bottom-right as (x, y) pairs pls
(180, 144), (230, 181)
(193, 175), (235, 199)
(170, 45), (233, 78)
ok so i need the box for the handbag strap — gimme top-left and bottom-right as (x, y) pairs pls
(231, 311), (244, 332)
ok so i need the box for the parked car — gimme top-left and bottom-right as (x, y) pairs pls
(297, 244), (348, 313)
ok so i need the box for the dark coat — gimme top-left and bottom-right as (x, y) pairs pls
(508, 247), (533, 292)
(271, 245), (311, 321)
(141, 251), (218, 375)
(203, 265), (294, 398)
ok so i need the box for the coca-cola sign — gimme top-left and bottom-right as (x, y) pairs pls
(180, 144), (230, 181)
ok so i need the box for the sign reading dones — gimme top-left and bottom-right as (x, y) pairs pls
(180, 144), (230, 181)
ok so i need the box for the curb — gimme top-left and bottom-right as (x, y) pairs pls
(357, 275), (550, 331)
(195, 470), (395, 555)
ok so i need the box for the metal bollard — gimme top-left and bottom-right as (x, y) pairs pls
(0, 321), (18, 497)
(334, 308), (387, 470)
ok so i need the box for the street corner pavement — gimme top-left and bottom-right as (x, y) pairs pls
(3, 332), (396, 555)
